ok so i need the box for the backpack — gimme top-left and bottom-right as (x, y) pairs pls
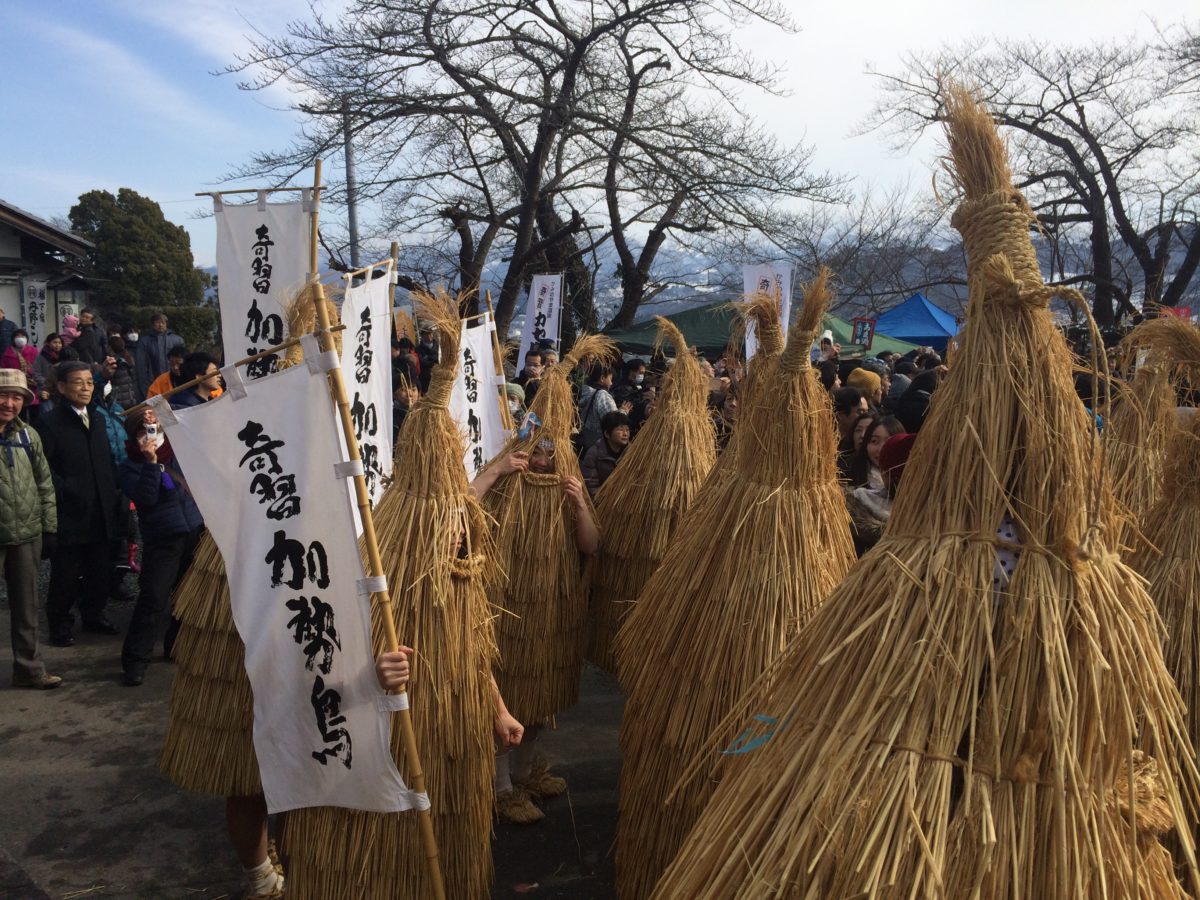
(0, 426), (34, 468)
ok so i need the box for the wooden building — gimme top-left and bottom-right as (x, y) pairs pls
(0, 199), (93, 346)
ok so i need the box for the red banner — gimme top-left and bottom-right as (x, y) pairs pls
(851, 317), (877, 350)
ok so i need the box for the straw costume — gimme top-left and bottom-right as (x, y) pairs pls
(280, 290), (500, 900)
(613, 271), (856, 900)
(158, 287), (330, 900)
(1137, 408), (1200, 756)
(650, 89), (1200, 900)
(159, 531), (260, 796)
(1103, 361), (1176, 551)
(585, 318), (716, 674)
(683, 294), (786, 528)
(479, 336), (607, 822)
(483, 334), (613, 726)
(159, 284), (327, 794)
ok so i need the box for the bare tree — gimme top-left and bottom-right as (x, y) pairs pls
(227, 0), (834, 338)
(867, 37), (1200, 326)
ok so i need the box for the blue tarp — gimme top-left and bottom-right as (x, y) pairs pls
(874, 293), (960, 352)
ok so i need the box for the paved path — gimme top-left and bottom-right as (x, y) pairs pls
(1, 574), (622, 899)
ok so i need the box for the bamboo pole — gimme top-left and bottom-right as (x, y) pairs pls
(342, 256), (397, 279)
(120, 326), (346, 418)
(483, 291), (514, 431)
(195, 186), (312, 197)
(389, 241), (400, 342)
(306, 160), (447, 900)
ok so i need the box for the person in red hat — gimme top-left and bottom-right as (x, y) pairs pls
(879, 432), (918, 495)
(845, 432), (917, 556)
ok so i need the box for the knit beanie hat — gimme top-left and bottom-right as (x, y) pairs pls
(860, 358), (889, 378)
(846, 367), (882, 396)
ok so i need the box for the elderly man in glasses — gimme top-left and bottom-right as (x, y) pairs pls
(34, 361), (122, 646)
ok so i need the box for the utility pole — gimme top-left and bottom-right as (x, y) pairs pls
(342, 95), (360, 269)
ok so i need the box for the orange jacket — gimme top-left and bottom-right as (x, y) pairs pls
(145, 371), (223, 401)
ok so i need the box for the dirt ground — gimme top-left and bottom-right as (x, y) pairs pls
(0, 567), (623, 899)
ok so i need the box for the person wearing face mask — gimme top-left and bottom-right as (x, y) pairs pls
(1, 329), (42, 423)
(117, 408), (204, 686)
(505, 382), (527, 421)
(612, 359), (647, 407)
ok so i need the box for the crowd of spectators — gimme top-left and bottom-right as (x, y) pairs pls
(1, 309), (220, 688)
(0, 307), (1009, 691)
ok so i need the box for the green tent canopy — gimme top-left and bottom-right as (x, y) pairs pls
(602, 302), (919, 359)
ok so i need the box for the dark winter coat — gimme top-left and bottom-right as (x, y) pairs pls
(0, 420), (56, 544)
(72, 323), (106, 365)
(118, 451), (203, 539)
(33, 403), (120, 545)
(580, 436), (624, 496)
(34, 347), (59, 391)
(0, 318), (17, 354)
(168, 388), (209, 410)
(134, 330), (185, 397)
(108, 357), (138, 409)
(416, 339), (439, 393)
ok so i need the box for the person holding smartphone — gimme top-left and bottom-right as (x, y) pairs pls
(116, 407), (204, 686)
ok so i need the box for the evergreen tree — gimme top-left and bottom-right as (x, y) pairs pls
(69, 188), (204, 313)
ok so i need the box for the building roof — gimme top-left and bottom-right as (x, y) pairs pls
(0, 199), (93, 258)
(602, 300), (919, 359)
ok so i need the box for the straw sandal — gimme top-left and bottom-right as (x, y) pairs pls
(514, 756), (566, 799)
(496, 788), (544, 824)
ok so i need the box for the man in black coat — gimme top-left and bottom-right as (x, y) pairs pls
(71, 308), (107, 365)
(34, 361), (122, 645)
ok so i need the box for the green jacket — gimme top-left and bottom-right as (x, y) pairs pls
(0, 419), (57, 544)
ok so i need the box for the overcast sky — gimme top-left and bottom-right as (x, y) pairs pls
(2, 0), (1194, 267)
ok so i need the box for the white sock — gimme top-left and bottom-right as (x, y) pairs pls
(494, 750), (513, 795)
(245, 856), (282, 895)
(512, 735), (537, 782)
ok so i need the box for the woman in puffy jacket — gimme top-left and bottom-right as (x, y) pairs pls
(116, 407), (204, 686)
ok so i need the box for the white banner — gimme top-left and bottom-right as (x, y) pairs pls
(22, 281), (48, 347)
(340, 264), (395, 507)
(214, 195), (310, 376)
(153, 363), (423, 816)
(450, 313), (509, 481)
(743, 263), (793, 359)
(516, 273), (563, 367)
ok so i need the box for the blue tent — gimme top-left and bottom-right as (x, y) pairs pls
(874, 293), (960, 352)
